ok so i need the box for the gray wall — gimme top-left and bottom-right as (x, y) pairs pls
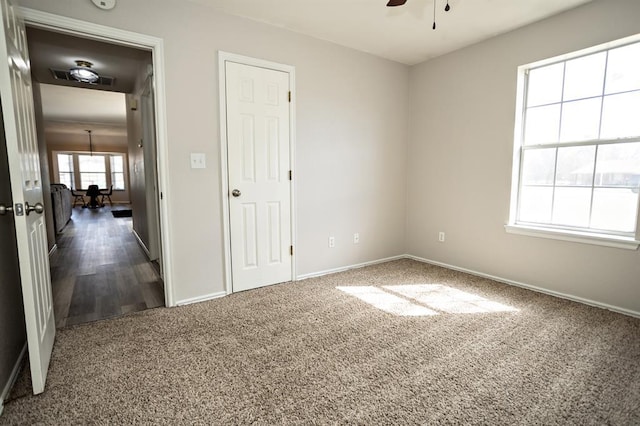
(126, 55), (158, 259)
(406, 0), (640, 314)
(19, 0), (639, 314)
(127, 90), (148, 251)
(19, 0), (409, 303)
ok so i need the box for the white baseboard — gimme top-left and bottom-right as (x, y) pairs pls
(1, 343), (27, 415)
(48, 243), (58, 258)
(175, 254), (639, 319)
(176, 291), (227, 306)
(296, 255), (406, 281)
(132, 230), (151, 259)
(406, 254), (640, 319)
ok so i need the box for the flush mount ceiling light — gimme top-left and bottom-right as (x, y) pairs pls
(69, 60), (99, 83)
(91, 0), (116, 10)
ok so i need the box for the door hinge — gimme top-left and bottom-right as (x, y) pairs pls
(290, 245), (293, 256)
(288, 91), (291, 102)
(289, 170), (292, 181)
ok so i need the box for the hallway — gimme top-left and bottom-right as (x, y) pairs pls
(50, 205), (164, 328)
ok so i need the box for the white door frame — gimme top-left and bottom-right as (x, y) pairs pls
(19, 7), (176, 307)
(218, 51), (297, 294)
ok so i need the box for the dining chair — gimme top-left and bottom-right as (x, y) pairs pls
(100, 185), (113, 207)
(71, 188), (86, 208)
(86, 185), (101, 208)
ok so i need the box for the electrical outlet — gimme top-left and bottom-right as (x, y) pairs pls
(353, 233), (360, 244)
(438, 232), (445, 242)
(328, 236), (335, 248)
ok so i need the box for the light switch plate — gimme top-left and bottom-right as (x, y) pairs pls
(190, 153), (206, 169)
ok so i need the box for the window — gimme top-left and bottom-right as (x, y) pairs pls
(54, 152), (127, 191)
(508, 38), (640, 248)
(57, 153), (74, 189)
(110, 155), (125, 190)
(78, 154), (107, 189)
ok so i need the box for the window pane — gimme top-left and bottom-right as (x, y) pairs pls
(555, 145), (595, 186)
(562, 52), (606, 101)
(522, 148), (556, 185)
(109, 155), (125, 190)
(58, 173), (73, 189)
(595, 142), (640, 188)
(559, 98), (602, 142)
(110, 155), (124, 172)
(591, 188), (639, 233)
(524, 104), (560, 145)
(78, 155), (106, 172)
(605, 42), (640, 94)
(80, 173), (107, 189)
(57, 154), (73, 172)
(600, 91), (640, 139)
(519, 186), (553, 223)
(527, 63), (564, 107)
(552, 187), (592, 227)
(112, 172), (125, 190)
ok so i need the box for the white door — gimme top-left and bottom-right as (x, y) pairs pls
(0, 0), (55, 395)
(141, 72), (162, 270)
(225, 61), (292, 292)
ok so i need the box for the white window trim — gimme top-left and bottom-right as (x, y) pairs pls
(507, 33), (640, 250)
(505, 224), (640, 250)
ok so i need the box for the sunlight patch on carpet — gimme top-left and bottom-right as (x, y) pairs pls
(338, 284), (518, 316)
(336, 286), (438, 316)
(385, 284), (519, 314)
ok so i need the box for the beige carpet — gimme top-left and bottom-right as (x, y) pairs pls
(2, 259), (639, 424)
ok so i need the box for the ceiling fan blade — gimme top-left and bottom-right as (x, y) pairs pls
(386, 0), (407, 6)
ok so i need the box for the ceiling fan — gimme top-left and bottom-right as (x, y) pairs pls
(386, 0), (452, 29)
(386, 0), (451, 10)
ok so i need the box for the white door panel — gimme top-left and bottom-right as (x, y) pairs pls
(0, 0), (55, 395)
(225, 61), (291, 292)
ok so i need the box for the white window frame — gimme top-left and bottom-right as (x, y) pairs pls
(52, 151), (128, 192)
(55, 152), (75, 189)
(507, 34), (640, 250)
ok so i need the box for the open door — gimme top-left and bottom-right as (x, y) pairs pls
(0, 0), (55, 395)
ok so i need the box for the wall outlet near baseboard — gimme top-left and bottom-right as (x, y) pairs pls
(438, 232), (445, 242)
(328, 236), (335, 248)
(353, 233), (360, 244)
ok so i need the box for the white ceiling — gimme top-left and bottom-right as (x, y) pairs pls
(192, 0), (595, 65)
(40, 84), (127, 127)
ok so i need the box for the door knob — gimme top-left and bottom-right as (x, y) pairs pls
(231, 189), (241, 197)
(25, 202), (44, 215)
(0, 203), (13, 216)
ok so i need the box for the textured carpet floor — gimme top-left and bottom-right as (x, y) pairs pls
(2, 259), (639, 425)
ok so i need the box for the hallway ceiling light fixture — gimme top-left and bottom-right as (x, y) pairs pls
(91, 0), (117, 11)
(69, 60), (99, 83)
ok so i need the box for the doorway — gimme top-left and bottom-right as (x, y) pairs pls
(24, 25), (165, 326)
(219, 52), (296, 293)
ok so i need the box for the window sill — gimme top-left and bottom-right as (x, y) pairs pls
(504, 224), (640, 250)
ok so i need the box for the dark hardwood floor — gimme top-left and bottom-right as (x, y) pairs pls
(50, 205), (165, 328)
